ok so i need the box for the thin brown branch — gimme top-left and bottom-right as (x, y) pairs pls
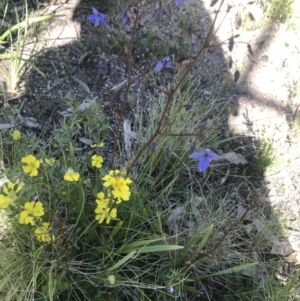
(126, 0), (226, 173)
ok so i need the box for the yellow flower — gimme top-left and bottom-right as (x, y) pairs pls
(12, 129), (21, 141)
(2, 182), (23, 206)
(102, 170), (132, 201)
(64, 168), (80, 182)
(95, 207), (117, 224)
(0, 194), (9, 209)
(19, 201), (44, 225)
(34, 222), (55, 242)
(95, 192), (117, 224)
(21, 155), (40, 177)
(91, 154), (104, 168)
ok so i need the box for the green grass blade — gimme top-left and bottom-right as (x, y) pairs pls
(121, 245), (184, 254)
(119, 237), (166, 252)
(0, 15), (61, 41)
(107, 251), (136, 272)
(278, 268), (300, 300)
(188, 262), (258, 280)
(195, 223), (214, 254)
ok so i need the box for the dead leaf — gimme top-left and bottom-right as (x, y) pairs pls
(78, 98), (96, 111)
(271, 242), (293, 256)
(228, 57), (233, 69)
(223, 152), (248, 165)
(229, 37), (234, 52)
(220, 168), (230, 184)
(72, 76), (90, 93)
(210, 0), (219, 6)
(234, 70), (240, 82)
(123, 119), (137, 157)
(78, 52), (90, 65)
(285, 252), (300, 264)
(139, 13), (153, 26)
(179, 59), (191, 66)
(0, 123), (14, 130)
(78, 137), (93, 145)
(58, 108), (73, 117)
(17, 115), (41, 129)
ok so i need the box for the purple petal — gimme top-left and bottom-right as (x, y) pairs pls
(94, 18), (100, 27)
(189, 151), (205, 160)
(122, 12), (129, 24)
(154, 57), (172, 72)
(175, 0), (184, 5)
(198, 156), (210, 172)
(165, 62), (172, 68)
(156, 9), (161, 20)
(91, 7), (99, 15)
(206, 149), (223, 160)
(87, 15), (97, 21)
(154, 61), (164, 72)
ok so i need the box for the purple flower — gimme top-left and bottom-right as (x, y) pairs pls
(121, 12), (129, 24)
(189, 149), (223, 172)
(87, 7), (108, 27)
(154, 56), (172, 72)
(155, 9), (161, 20)
(175, 0), (189, 5)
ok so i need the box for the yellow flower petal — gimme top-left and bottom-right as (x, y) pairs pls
(64, 168), (80, 182)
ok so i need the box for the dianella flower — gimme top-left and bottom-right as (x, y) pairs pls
(189, 149), (223, 172)
(21, 155), (40, 177)
(87, 7), (108, 27)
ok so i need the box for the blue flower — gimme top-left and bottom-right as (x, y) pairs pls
(87, 7), (108, 27)
(121, 12), (129, 24)
(175, 0), (189, 6)
(154, 56), (172, 72)
(189, 149), (223, 172)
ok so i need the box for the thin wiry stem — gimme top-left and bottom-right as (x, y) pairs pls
(110, 1), (141, 169)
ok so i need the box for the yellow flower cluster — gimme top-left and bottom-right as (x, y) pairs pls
(94, 170), (132, 224)
(94, 192), (117, 224)
(18, 201), (54, 242)
(102, 170), (132, 201)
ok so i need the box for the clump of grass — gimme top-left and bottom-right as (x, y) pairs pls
(264, 0), (295, 23)
(0, 1), (56, 97)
